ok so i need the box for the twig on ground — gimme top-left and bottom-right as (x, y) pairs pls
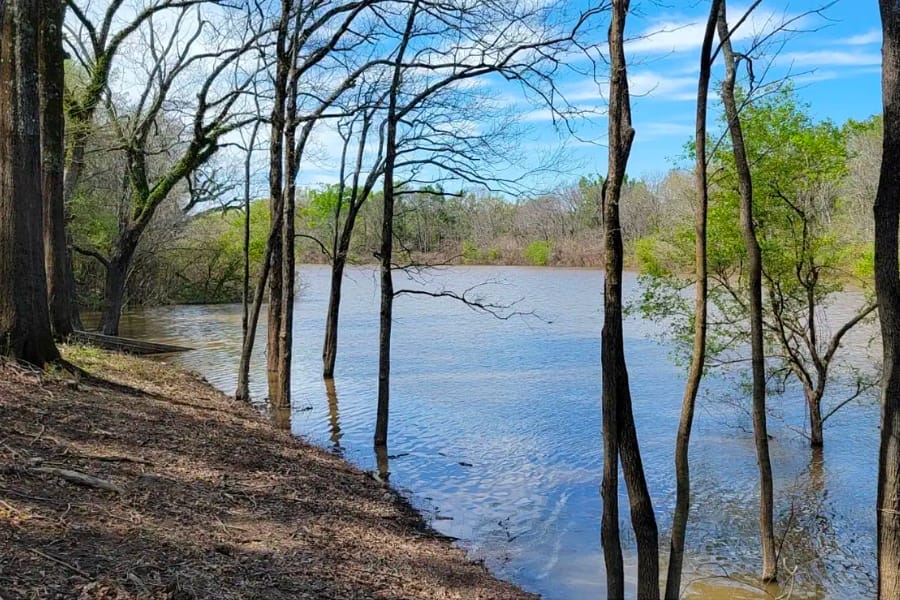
(28, 548), (90, 578)
(29, 466), (124, 494)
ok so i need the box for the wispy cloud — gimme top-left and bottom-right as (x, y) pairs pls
(565, 71), (696, 103)
(636, 122), (695, 139)
(778, 49), (881, 68)
(625, 7), (806, 56)
(841, 29), (881, 46)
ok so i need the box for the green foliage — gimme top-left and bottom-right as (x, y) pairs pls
(523, 240), (553, 266)
(461, 240), (480, 264)
(638, 87), (871, 382)
(166, 200), (270, 304)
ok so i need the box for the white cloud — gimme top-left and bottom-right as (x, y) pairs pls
(778, 49), (881, 68)
(636, 122), (694, 139)
(842, 29), (881, 46)
(625, 7), (804, 56)
(565, 71), (696, 103)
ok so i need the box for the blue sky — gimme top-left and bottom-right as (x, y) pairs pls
(542, 0), (884, 185)
(294, 1), (884, 195)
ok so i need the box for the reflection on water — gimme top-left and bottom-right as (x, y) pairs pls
(112, 266), (879, 599)
(268, 396), (292, 431)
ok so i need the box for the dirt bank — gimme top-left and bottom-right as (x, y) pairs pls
(0, 346), (537, 600)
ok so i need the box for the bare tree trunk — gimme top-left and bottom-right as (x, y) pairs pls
(665, 3), (719, 597)
(39, 0), (77, 338)
(266, 12), (288, 406)
(323, 254), (346, 378)
(241, 121), (260, 375)
(806, 388), (824, 448)
(876, 2), (900, 596)
(375, 0), (419, 450)
(717, 3), (777, 583)
(235, 222), (275, 402)
(602, 2), (659, 598)
(0, 0), (60, 365)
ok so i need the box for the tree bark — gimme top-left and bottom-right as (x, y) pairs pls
(265, 5), (289, 407)
(806, 388), (824, 448)
(39, 0), (78, 338)
(665, 2), (719, 597)
(602, 2), (660, 598)
(240, 120), (260, 390)
(876, 2), (900, 596)
(322, 253), (346, 378)
(375, 0), (419, 450)
(717, 3), (777, 583)
(0, 0), (60, 365)
(96, 225), (143, 335)
(235, 216), (277, 402)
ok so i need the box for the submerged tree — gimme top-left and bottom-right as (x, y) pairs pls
(599, 0), (660, 598)
(0, 0), (61, 365)
(664, 1), (720, 596)
(717, 1), (777, 582)
(638, 89), (877, 450)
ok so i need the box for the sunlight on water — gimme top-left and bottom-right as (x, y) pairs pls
(111, 266), (879, 599)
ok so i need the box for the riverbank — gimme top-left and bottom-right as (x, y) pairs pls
(0, 346), (536, 599)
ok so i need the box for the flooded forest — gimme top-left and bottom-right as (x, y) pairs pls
(3, 0), (900, 598)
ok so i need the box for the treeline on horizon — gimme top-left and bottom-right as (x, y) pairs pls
(70, 92), (881, 309)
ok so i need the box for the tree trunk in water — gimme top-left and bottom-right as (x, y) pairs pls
(876, 2), (900, 596)
(717, 3), (777, 583)
(39, 0), (77, 339)
(98, 255), (130, 336)
(807, 389), (824, 448)
(375, 0), (417, 450)
(0, 0), (60, 365)
(266, 195), (284, 403)
(235, 219), (277, 402)
(322, 254), (346, 378)
(266, 7), (289, 407)
(602, 2), (659, 598)
(665, 3), (719, 597)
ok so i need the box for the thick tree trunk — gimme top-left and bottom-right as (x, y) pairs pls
(665, 2), (719, 597)
(602, 2), (659, 598)
(0, 0), (60, 365)
(98, 255), (130, 336)
(876, 2), (900, 596)
(39, 0), (78, 338)
(717, 3), (777, 583)
(322, 254), (346, 378)
(806, 388), (824, 448)
(266, 6), (289, 408)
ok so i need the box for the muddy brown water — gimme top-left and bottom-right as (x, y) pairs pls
(104, 266), (879, 599)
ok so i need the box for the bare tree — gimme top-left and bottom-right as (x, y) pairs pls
(717, 0), (777, 583)
(371, 0), (605, 451)
(0, 0), (60, 365)
(599, 0), (658, 597)
(665, 1), (720, 597)
(69, 5), (261, 334)
(876, 1), (900, 596)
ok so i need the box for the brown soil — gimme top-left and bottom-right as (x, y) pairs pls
(0, 346), (538, 600)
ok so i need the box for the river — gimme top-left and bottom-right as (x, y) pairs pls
(111, 265), (879, 599)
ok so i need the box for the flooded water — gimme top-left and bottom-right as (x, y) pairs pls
(111, 266), (879, 599)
